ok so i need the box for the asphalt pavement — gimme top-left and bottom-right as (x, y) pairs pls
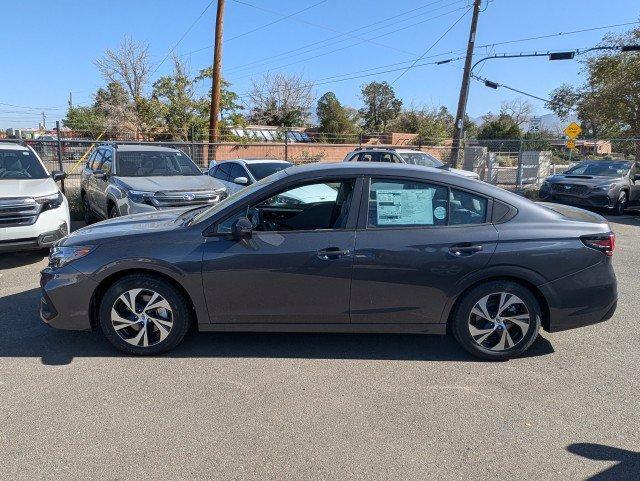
(0, 216), (638, 480)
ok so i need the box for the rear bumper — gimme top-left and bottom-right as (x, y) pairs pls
(40, 265), (96, 330)
(539, 258), (617, 332)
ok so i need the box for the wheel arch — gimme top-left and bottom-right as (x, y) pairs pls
(89, 268), (198, 330)
(444, 275), (551, 333)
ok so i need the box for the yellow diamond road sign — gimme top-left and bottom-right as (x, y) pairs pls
(564, 122), (582, 139)
(566, 139), (576, 149)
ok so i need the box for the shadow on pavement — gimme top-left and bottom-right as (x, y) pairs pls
(604, 215), (640, 227)
(0, 288), (554, 366)
(0, 250), (48, 269)
(567, 443), (640, 480)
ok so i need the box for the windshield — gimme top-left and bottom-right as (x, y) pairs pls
(565, 161), (630, 177)
(116, 151), (202, 177)
(0, 149), (48, 179)
(398, 152), (444, 168)
(246, 162), (290, 180)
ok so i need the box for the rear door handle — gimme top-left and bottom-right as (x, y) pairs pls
(449, 244), (483, 256)
(317, 247), (351, 260)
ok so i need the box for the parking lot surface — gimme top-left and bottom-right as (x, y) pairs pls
(1, 216), (639, 480)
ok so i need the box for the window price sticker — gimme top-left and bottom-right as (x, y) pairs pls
(376, 189), (435, 225)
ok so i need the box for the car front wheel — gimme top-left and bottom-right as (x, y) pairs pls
(451, 281), (541, 360)
(612, 191), (627, 216)
(99, 274), (192, 355)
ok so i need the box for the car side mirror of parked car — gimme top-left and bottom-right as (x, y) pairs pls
(93, 170), (107, 180)
(232, 217), (253, 240)
(233, 176), (249, 186)
(634, 174), (640, 182)
(51, 171), (67, 182)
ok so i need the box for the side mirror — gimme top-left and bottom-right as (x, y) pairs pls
(232, 217), (253, 240)
(51, 170), (67, 181)
(93, 170), (107, 180)
(633, 174), (640, 182)
(233, 176), (249, 186)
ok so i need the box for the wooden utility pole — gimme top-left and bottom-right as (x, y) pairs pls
(208, 0), (226, 161)
(451, 0), (482, 168)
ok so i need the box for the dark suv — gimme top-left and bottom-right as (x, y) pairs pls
(539, 159), (640, 215)
(80, 144), (226, 221)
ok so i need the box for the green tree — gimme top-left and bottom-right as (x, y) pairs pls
(388, 105), (453, 144)
(63, 106), (106, 138)
(548, 25), (640, 160)
(316, 92), (357, 138)
(359, 81), (402, 132)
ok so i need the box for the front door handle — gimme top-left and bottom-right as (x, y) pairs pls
(449, 244), (483, 256)
(317, 247), (351, 260)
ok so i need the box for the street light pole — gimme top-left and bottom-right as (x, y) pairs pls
(451, 0), (482, 168)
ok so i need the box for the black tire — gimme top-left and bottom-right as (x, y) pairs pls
(612, 191), (627, 216)
(108, 204), (119, 219)
(82, 192), (96, 225)
(451, 280), (541, 361)
(98, 273), (192, 355)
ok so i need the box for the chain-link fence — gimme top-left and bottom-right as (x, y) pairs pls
(19, 136), (640, 200)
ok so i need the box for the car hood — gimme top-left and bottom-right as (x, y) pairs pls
(61, 209), (187, 246)
(0, 178), (59, 198)
(544, 174), (624, 187)
(117, 174), (225, 193)
(446, 167), (479, 179)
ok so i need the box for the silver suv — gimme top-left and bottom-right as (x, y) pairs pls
(80, 144), (226, 222)
(343, 147), (479, 179)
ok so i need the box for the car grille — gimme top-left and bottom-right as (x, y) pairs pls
(551, 183), (589, 195)
(149, 190), (225, 208)
(0, 198), (40, 227)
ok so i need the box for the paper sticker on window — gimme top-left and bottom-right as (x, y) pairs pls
(22, 151), (30, 155)
(434, 206), (446, 220)
(376, 189), (435, 225)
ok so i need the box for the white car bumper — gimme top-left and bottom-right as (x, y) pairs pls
(0, 196), (70, 252)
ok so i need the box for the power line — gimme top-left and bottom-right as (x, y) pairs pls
(227, 5), (471, 82)
(150, 0), (215, 76)
(390, 6), (471, 85)
(227, 0), (331, 42)
(472, 74), (551, 103)
(0, 102), (67, 111)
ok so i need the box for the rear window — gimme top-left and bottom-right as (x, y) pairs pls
(0, 149), (48, 179)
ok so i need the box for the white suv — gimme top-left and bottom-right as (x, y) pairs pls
(0, 141), (70, 252)
(343, 147), (480, 179)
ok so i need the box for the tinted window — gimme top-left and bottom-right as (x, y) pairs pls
(215, 162), (234, 181)
(246, 162), (290, 180)
(228, 163), (247, 181)
(368, 179), (449, 227)
(101, 149), (113, 174)
(449, 188), (487, 225)
(216, 180), (354, 233)
(91, 150), (104, 170)
(565, 161), (630, 177)
(116, 151), (202, 177)
(0, 149), (48, 179)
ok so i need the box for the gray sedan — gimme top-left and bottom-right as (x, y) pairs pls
(539, 159), (640, 215)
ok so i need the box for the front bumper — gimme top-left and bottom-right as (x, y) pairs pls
(540, 257), (617, 332)
(539, 187), (613, 209)
(40, 264), (97, 330)
(0, 200), (70, 252)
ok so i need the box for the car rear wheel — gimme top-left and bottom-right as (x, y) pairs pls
(451, 281), (541, 361)
(99, 274), (192, 355)
(612, 191), (627, 216)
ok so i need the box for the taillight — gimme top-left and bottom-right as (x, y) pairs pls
(581, 233), (615, 256)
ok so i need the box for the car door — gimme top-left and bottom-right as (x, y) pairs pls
(93, 148), (113, 217)
(81, 150), (98, 202)
(211, 161), (237, 193)
(628, 162), (640, 205)
(86, 149), (104, 211)
(201, 177), (362, 324)
(350, 176), (498, 325)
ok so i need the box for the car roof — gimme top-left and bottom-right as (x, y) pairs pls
(111, 144), (183, 153)
(229, 159), (290, 164)
(350, 148), (423, 153)
(0, 142), (29, 151)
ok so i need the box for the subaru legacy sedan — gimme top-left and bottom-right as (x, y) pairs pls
(41, 163), (617, 360)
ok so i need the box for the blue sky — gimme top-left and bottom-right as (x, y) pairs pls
(1, 0), (638, 129)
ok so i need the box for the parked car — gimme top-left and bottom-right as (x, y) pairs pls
(209, 159), (291, 194)
(80, 144), (227, 222)
(539, 159), (640, 215)
(0, 141), (69, 252)
(41, 162), (617, 360)
(343, 147), (480, 179)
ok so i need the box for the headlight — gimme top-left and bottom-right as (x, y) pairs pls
(35, 192), (64, 211)
(126, 190), (154, 203)
(593, 185), (612, 191)
(49, 245), (95, 268)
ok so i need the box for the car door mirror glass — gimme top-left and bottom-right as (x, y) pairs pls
(233, 176), (249, 185)
(51, 170), (67, 181)
(232, 217), (253, 240)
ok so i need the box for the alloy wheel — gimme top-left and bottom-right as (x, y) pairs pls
(111, 288), (174, 348)
(468, 292), (531, 351)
